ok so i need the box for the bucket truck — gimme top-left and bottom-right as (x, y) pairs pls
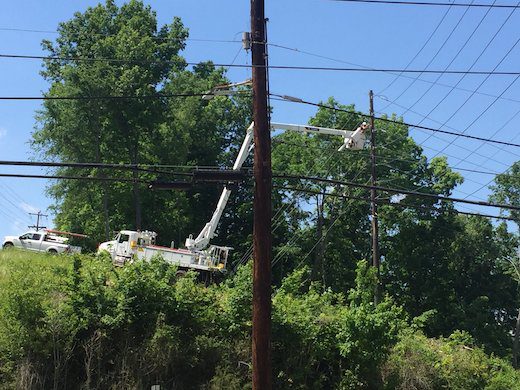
(98, 121), (367, 277)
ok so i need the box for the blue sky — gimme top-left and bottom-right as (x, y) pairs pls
(0, 0), (519, 240)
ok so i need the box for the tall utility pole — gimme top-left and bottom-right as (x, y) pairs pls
(29, 211), (47, 231)
(369, 90), (381, 304)
(251, 0), (272, 388)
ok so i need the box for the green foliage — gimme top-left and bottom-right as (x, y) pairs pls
(490, 161), (520, 225)
(271, 261), (407, 388)
(382, 331), (520, 390)
(32, 0), (253, 248)
(1, 250), (519, 389)
(20, 2), (520, 387)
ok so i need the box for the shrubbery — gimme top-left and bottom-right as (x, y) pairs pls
(0, 251), (518, 389)
(383, 331), (520, 389)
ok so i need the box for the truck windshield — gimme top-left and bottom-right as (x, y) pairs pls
(118, 234), (130, 243)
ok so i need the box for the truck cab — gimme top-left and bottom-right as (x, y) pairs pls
(10, 231), (45, 251)
(2, 230), (81, 253)
(98, 230), (157, 264)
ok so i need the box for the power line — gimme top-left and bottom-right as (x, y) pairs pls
(2, 53), (520, 75)
(234, 125), (366, 272)
(269, 42), (520, 106)
(0, 180), (33, 213)
(271, 175), (371, 269)
(451, 106), (520, 172)
(379, 0), (493, 113)
(271, 180), (515, 270)
(274, 172), (520, 211)
(0, 173), (147, 183)
(377, 2), (455, 96)
(331, 0), (520, 8)
(274, 126), (509, 207)
(275, 138), (516, 177)
(274, 184), (516, 220)
(0, 91), (251, 101)
(270, 94), (520, 148)
(403, 31), (520, 157)
(0, 27), (241, 44)
(7, 25), (520, 103)
(375, 99), (520, 160)
(0, 160), (193, 176)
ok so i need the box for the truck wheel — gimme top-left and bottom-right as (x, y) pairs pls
(175, 270), (187, 279)
(2, 242), (14, 250)
(48, 249), (58, 255)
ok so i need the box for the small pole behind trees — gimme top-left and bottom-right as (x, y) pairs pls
(29, 211), (47, 231)
(369, 90), (381, 304)
(251, 0), (272, 388)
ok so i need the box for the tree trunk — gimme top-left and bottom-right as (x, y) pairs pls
(94, 128), (110, 241)
(132, 144), (142, 230)
(117, 113), (142, 231)
(102, 186), (110, 240)
(514, 308), (520, 368)
(312, 195), (325, 282)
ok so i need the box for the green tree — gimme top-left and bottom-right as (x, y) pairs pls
(491, 161), (520, 224)
(490, 161), (520, 366)
(32, 1), (249, 248)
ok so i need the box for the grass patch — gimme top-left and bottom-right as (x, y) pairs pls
(0, 249), (72, 287)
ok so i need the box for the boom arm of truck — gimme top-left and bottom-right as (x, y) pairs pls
(184, 121), (368, 251)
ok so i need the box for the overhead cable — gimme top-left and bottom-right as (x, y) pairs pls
(0, 91), (251, 101)
(275, 184), (516, 221)
(271, 94), (520, 148)
(0, 160), (193, 176)
(1, 53), (520, 75)
(0, 27), (240, 43)
(274, 173), (520, 211)
(331, 0), (520, 8)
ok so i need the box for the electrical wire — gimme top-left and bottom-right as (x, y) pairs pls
(379, 0), (488, 113)
(275, 138), (518, 177)
(268, 42), (520, 106)
(270, 94), (520, 148)
(274, 172), (520, 210)
(275, 184), (515, 220)
(272, 94), (514, 207)
(375, 100), (520, 160)
(0, 27), (241, 44)
(385, 3), (520, 155)
(330, 0), (520, 8)
(377, 4), (454, 95)
(0, 160), (193, 177)
(409, 46), (520, 156)
(0, 91), (252, 101)
(2, 53), (520, 75)
(0, 173), (147, 183)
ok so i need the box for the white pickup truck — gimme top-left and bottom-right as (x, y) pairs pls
(2, 230), (82, 254)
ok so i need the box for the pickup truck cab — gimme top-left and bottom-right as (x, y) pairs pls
(2, 230), (82, 254)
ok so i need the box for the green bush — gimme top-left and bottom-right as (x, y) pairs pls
(0, 252), (518, 389)
(382, 331), (520, 390)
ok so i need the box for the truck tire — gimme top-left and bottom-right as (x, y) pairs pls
(175, 270), (187, 279)
(48, 248), (58, 254)
(2, 242), (14, 250)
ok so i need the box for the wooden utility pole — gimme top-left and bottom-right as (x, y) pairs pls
(29, 211), (47, 231)
(251, 0), (272, 388)
(369, 90), (381, 304)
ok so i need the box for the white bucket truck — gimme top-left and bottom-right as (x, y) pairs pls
(99, 121), (367, 277)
